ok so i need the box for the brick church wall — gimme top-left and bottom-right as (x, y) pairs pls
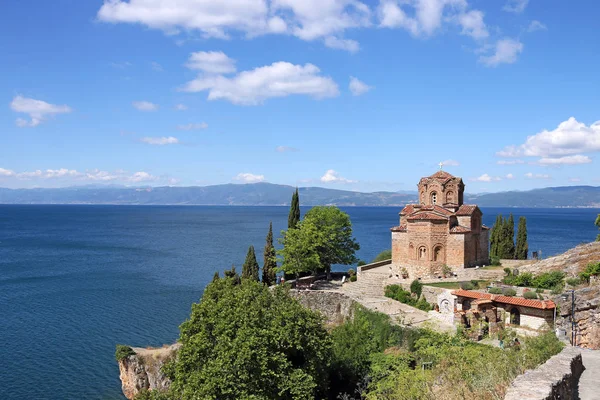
(446, 234), (465, 270)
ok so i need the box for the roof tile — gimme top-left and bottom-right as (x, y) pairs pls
(451, 289), (556, 310)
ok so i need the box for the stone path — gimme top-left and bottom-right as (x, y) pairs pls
(337, 265), (454, 331)
(579, 349), (600, 400)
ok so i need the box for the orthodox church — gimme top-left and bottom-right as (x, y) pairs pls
(391, 169), (490, 279)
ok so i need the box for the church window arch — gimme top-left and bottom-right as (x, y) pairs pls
(433, 245), (444, 262)
(446, 191), (454, 204)
(418, 245), (427, 260)
(431, 192), (438, 205)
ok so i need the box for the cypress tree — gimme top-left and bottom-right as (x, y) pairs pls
(504, 214), (516, 259)
(224, 265), (241, 285)
(515, 216), (528, 260)
(288, 188), (300, 229)
(490, 214), (503, 259)
(212, 271), (220, 282)
(262, 222), (277, 286)
(242, 245), (260, 281)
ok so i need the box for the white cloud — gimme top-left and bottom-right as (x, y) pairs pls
(456, 10), (488, 39)
(140, 136), (179, 145)
(175, 104), (188, 111)
(497, 159), (525, 165)
(505, 173), (514, 179)
(234, 172), (265, 183)
(10, 95), (72, 127)
(0, 168), (16, 177)
(130, 171), (157, 182)
(276, 146), (299, 152)
(528, 20), (547, 32)
(320, 169), (356, 183)
(525, 172), (551, 179)
(151, 61), (164, 71)
(98, 0), (369, 52)
(537, 155), (592, 166)
(0, 167), (162, 184)
(177, 122), (208, 131)
(503, 0), (529, 14)
(185, 51), (237, 74)
(470, 173), (501, 182)
(498, 117), (600, 158)
(441, 159), (460, 167)
(181, 58), (339, 105)
(132, 101), (159, 111)
(479, 38), (523, 67)
(324, 36), (360, 52)
(349, 76), (372, 96)
(569, 177), (581, 183)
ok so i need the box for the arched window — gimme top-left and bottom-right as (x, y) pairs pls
(418, 246), (427, 260)
(433, 245), (443, 262)
(446, 191), (453, 203)
(431, 192), (437, 205)
(510, 308), (521, 325)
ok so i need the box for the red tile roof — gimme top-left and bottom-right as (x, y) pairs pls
(400, 204), (417, 215)
(391, 225), (407, 232)
(455, 205), (479, 216)
(451, 289), (556, 310)
(407, 212), (448, 221)
(449, 225), (471, 234)
(429, 170), (455, 180)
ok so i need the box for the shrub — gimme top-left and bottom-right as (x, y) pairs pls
(410, 279), (423, 298)
(385, 285), (433, 311)
(566, 277), (582, 287)
(350, 275), (357, 282)
(502, 288), (517, 297)
(357, 260), (366, 267)
(551, 285), (563, 295)
(348, 268), (356, 277)
(488, 287), (502, 294)
(523, 291), (537, 300)
(533, 272), (565, 289)
(460, 281), (475, 290)
(535, 288), (544, 294)
(442, 265), (453, 277)
(580, 262), (600, 283)
(503, 267), (512, 276)
(115, 345), (135, 361)
(470, 280), (480, 289)
(489, 256), (501, 266)
(538, 293), (544, 300)
(415, 298), (432, 311)
(372, 249), (392, 263)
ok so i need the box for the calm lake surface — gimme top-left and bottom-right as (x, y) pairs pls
(1, 205), (599, 399)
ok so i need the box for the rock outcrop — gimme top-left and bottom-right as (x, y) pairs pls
(517, 241), (600, 277)
(118, 344), (180, 400)
(556, 285), (600, 349)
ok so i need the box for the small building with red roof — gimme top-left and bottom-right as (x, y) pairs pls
(390, 169), (490, 279)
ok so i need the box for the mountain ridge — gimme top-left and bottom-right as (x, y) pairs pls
(1, 183), (599, 208)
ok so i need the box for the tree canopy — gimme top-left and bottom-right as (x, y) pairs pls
(372, 249), (392, 263)
(596, 214), (600, 241)
(490, 214), (517, 260)
(515, 216), (528, 260)
(170, 278), (332, 400)
(278, 220), (322, 278)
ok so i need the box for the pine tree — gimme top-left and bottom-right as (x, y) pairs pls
(262, 222), (277, 286)
(490, 214), (503, 259)
(242, 245), (260, 281)
(288, 188), (300, 229)
(515, 216), (528, 260)
(212, 271), (220, 282)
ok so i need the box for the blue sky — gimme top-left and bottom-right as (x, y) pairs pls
(1, 0), (599, 193)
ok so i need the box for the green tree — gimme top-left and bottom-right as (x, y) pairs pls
(489, 214), (503, 259)
(303, 206), (360, 279)
(241, 245), (260, 281)
(596, 214), (600, 241)
(515, 216), (528, 260)
(288, 187), (300, 229)
(262, 222), (277, 286)
(278, 221), (322, 279)
(212, 271), (220, 282)
(224, 265), (241, 285)
(501, 214), (516, 259)
(372, 249), (392, 263)
(170, 278), (332, 400)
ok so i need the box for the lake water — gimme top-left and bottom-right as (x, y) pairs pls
(1, 205), (598, 399)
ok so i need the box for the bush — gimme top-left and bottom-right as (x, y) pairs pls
(115, 345), (135, 361)
(460, 281), (475, 290)
(348, 268), (356, 277)
(470, 280), (480, 289)
(489, 257), (501, 266)
(488, 287), (502, 294)
(538, 293), (544, 300)
(415, 298), (432, 311)
(551, 285), (563, 295)
(580, 262), (600, 283)
(503, 267), (512, 276)
(350, 275), (357, 282)
(442, 265), (453, 277)
(533, 272), (565, 289)
(385, 285), (433, 311)
(502, 288), (517, 297)
(523, 291), (537, 300)
(566, 277), (582, 287)
(410, 279), (423, 298)
(357, 260), (366, 267)
(535, 288), (544, 294)
(372, 249), (392, 263)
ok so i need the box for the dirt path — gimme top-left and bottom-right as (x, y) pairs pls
(579, 349), (600, 399)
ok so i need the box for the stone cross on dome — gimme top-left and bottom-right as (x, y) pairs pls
(438, 161), (443, 170)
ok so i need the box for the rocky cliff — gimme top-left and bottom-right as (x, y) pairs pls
(118, 344), (180, 399)
(518, 241), (600, 277)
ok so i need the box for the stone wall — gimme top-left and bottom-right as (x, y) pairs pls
(291, 290), (357, 326)
(555, 285), (600, 349)
(504, 346), (583, 400)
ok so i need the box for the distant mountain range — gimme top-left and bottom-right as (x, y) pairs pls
(1, 183), (599, 208)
